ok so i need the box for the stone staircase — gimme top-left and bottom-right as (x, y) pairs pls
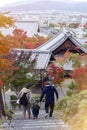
(2, 110), (68, 130)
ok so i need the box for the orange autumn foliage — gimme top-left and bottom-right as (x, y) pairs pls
(0, 12), (14, 28)
(6, 28), (50, 49)
(48, 63), (64, 84)
(55, 50), (70, 66)
(70, 64), (87, 91)
(0, 25), (49, 86)
(0, 13), (15, 86)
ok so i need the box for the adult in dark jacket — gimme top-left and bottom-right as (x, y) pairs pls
(40, 81), (59, 118)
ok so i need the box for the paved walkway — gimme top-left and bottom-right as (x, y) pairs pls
(1, 110), (68, 130)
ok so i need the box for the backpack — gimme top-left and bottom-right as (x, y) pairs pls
(19, 93), (28, 106)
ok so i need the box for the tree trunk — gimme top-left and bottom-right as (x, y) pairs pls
(0, 88), (5, 118)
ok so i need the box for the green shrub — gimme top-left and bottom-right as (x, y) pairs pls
(67, 81), (78, 96)
(56, 90), (87, 121)
(4, 105), (14, 121)
(10, 95), (18, 110)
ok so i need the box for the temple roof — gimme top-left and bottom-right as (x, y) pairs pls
(12, 48), (52, 70)
(0, 21), (39, 37)
(12, 31), (87, 71)
(37, 31), (87, 53)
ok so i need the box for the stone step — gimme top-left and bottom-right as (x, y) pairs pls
(3, 119), (68, 130)
(2, 110), (68, 130)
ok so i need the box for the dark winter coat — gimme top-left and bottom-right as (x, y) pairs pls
(40, 85), (59, 103)
(32, 104), (40, 117)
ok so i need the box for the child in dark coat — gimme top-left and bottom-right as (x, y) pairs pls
(32, 100), (40, 119)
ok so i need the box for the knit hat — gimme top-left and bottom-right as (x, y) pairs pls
(26, 83), (32, 89)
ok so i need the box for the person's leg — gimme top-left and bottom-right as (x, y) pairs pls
(22, 106), (26, 119)
(49, 102), (54, 117)
(45, 102), (49, 118)
(35, 110), (39, 118)
(45, 102), (49, 113)
(27, 103), (31, 118)
(33, 109), (37, 119)
(32, 108), (35, 119)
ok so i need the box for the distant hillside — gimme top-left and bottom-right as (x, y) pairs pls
(0, 0), (87, 13)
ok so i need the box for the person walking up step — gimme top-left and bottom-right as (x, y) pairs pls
(18, 83), (33, 119)
(32, 100), (40, 119)
(40, 81), (59, 118)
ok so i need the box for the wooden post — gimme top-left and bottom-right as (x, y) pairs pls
(0, 87), (5, 118)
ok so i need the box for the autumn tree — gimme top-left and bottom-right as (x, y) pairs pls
(6, 28), (50, 49)
(7, 49), (39, 93)
(55, 50), (70, 67)
(0, 13), (14, 82)
(4, 28), (50, 92)
(0, 12), (14, 117)
(48, 63), (64, 85)
(54, 50), (87, 90)
(65, 53), (87, 92)
(69, 22), (79, 28)
(70, 65), (87, 91)
(55, 50), (82, 69)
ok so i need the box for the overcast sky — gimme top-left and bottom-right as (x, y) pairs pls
(0, 0), (87, 7)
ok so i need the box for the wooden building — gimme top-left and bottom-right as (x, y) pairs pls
(37, 31), (87, 56)
(11, 31), (87, 91)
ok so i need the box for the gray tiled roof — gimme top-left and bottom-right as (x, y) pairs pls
(37, 31), (87, 71)
(12, 48), (52, 70)
(0, 21), (39, 37)
(37, 31), (87, 53)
